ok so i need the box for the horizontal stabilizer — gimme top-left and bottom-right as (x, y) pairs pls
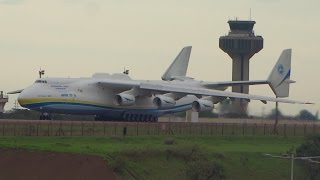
(7, 89), (24, 94)
(202, 80), (268, 89)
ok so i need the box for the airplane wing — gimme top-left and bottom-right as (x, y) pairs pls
(96, 79), (140, 89)
(95, 78), (312, 104)
(201, 80), (269, 88)
(140, 82), (313, 104)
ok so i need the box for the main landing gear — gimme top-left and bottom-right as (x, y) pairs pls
(39, 113), (52, 120)
(94, 115), (103, 121)
(123, 114), (158, 122)
(94, 114), (158, 122)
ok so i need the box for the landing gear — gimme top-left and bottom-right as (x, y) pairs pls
(40, 113), (52, 120)
(94, 114), (159, 122)
(148, 116), (158, 122)
(123, 113), (158, 122)
(94, 115), (103, 121)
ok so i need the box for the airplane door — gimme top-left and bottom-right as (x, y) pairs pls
(68, 92), (75, 102)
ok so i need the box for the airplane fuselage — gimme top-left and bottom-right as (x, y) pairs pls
(18, 76), (199, 120)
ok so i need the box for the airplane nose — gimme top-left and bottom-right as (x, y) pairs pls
(17, 90), (27, 107)
(17, 92), (23, 105)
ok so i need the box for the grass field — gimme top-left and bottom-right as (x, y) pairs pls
(0, 135), (310, 179)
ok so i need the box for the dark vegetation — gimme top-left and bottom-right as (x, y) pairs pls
(265, 109), (319, 121)
(107, 139), (226, 180)
(218, 99), (318, 120)
(296, 135), (320, 180)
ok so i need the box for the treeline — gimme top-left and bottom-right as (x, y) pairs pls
(210, 99), (319, 120)
(193, 109), (319, 120)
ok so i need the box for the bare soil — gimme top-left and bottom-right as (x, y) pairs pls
(0, 149), (116, 180)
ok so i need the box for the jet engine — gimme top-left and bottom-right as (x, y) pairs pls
(192, 99), (214, 112)
(153, 95), (176, 108)
(114, 93), (135, 106)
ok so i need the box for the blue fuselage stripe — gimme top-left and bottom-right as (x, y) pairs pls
(24, 101), (192, 116)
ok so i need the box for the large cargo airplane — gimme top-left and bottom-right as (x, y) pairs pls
(9, 47), (312, 121)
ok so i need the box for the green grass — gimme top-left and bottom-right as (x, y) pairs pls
(0, 135), (309, 179)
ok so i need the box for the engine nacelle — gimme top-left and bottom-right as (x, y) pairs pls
(153, 95), (176, 108)
(192, 99), (214, 112)
(114, 93), (135, 106)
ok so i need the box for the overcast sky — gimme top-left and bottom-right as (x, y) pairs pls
(0, 0), (319, 116)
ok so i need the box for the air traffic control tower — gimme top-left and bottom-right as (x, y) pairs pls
(219, 20), (263, 113)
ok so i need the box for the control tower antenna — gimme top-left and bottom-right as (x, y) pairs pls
(219, 19), (264, 113)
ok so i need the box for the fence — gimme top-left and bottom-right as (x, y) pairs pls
(0, 120), (319, 137)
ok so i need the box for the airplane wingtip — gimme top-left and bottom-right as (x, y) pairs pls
(305, 102), (315, 105)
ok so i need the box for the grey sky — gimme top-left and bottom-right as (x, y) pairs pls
(0, 0), (319, 115)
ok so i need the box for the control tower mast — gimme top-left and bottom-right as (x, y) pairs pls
(219, 20), (263, 113)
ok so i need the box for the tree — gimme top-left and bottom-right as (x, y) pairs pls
(266, 108), (284, 135)
(296, 135), (320, 180)
(266, 108), (284, 119)
(297, 110), (317, 120)
(218, 99), (248, 118)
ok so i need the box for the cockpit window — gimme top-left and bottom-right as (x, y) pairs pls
(35, 80), (47, 84)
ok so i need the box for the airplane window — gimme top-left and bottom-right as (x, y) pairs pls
(35, 80), (47, 83)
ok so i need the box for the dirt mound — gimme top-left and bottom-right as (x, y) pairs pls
(0, 149), (116, 180)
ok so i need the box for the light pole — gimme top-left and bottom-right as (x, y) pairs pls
(264, 154), (320, 180)
(290, 153), (294, 180)
(274, 97), (279, 135)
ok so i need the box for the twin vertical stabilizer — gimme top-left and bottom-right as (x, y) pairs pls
(267, 49), (294, 97)
(162, 46), (192, 81)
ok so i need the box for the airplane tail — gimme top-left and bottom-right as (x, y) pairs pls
(162, 46), (192, 81)
(267, 49), (295, 97)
